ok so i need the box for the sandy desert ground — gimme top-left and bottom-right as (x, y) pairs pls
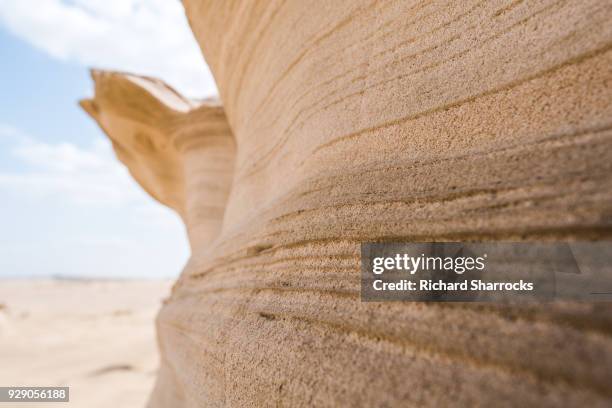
(0, 279), (171, 408)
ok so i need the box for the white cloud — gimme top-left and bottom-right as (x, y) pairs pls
(0, 0), (217, 98)
(0, 129), (189, 278)
(0, 123), (29, 142)
(1, 136), (135, 205)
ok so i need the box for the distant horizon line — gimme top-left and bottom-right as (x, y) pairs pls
(0, 274), (175, 281)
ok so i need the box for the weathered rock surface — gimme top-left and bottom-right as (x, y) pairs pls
(81, 71), (235, 249)
(83, 1), (612, 406)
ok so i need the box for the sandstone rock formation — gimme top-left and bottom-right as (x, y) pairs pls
(83, 1), (612, 406)
(81, 71), (235, 249)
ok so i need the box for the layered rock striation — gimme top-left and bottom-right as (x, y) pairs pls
(84, 1), (612, 406)
(81, 71), (235, 249)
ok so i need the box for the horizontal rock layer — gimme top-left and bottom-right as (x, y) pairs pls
(84, 0), (612, 406)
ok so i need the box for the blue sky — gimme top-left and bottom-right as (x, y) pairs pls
(0, 0), (218, 278)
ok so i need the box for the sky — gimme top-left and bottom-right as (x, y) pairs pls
(0, 0), (218, 278)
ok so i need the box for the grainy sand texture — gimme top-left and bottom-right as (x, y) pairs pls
(79, 1), (612, 406)
(0, 280), (171, 408)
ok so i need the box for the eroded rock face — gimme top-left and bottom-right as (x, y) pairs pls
(84, 1), (612, 406)
(81, 71), (235, 249)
